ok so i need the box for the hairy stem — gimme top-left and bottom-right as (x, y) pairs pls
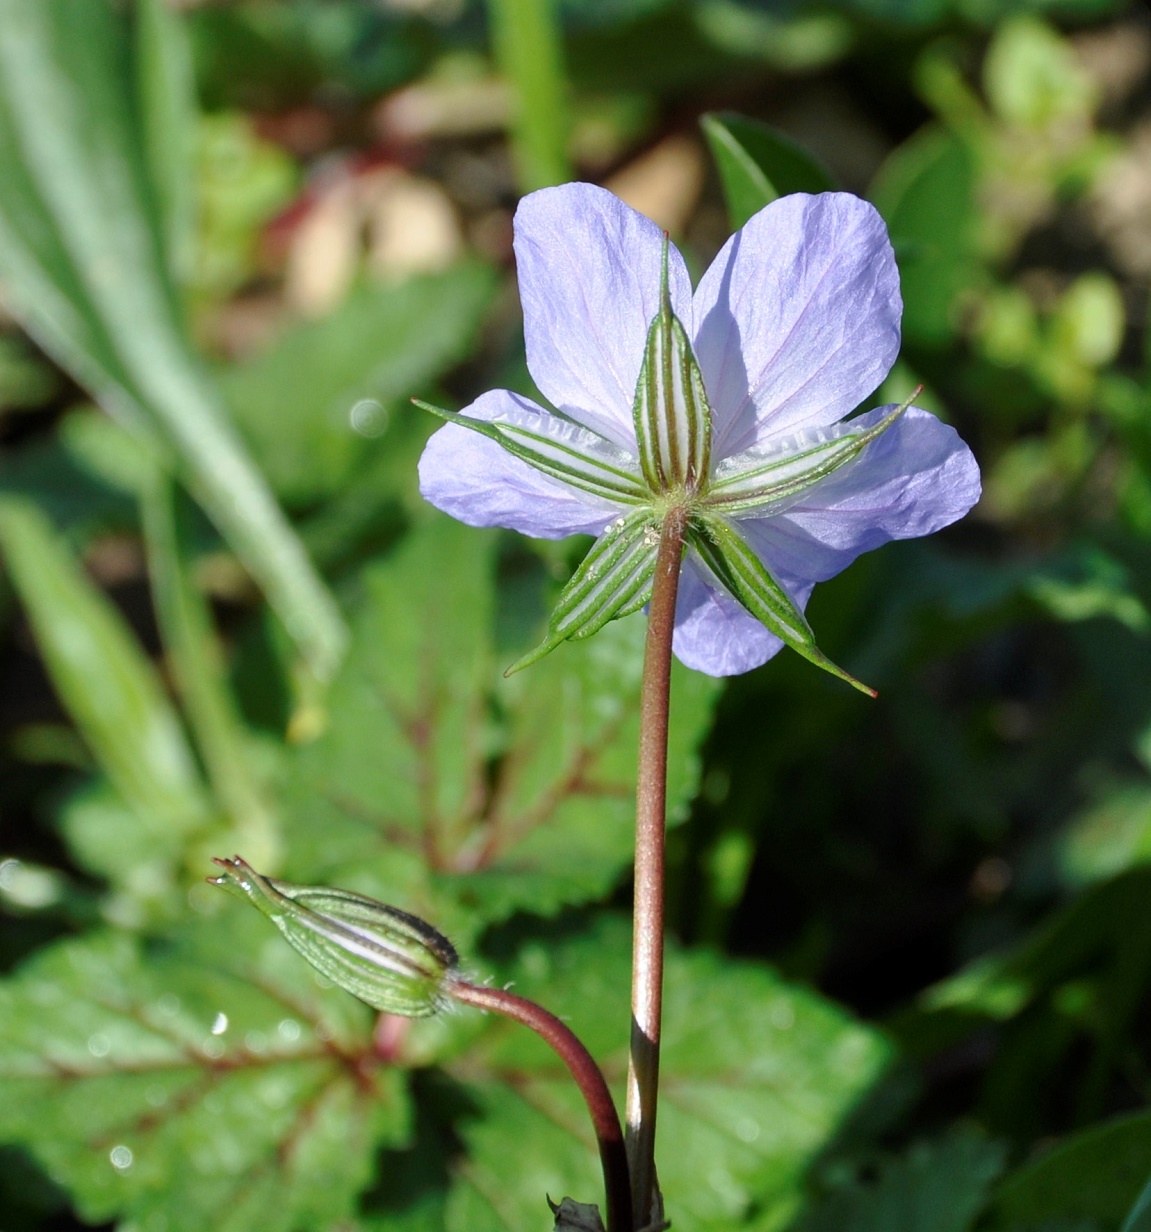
(450, 979), (632, 1232)
(626, 506), (687, 1227)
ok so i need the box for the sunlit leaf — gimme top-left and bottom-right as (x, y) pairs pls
(0, 498), (209, 841)
(0, 0), (345, 680)
(701, 112), (836, 230)
(444, 918), (891, 1231)
(224, 265), (497, 506)
(0, 911), (409, 1232)
(279, 518), (722, 945)
(869, 126), (978, 347)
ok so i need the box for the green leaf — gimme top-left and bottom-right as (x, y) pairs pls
(134, 0), (196, 286)
(990, 1111), (1151, 1231)
(140, 472), (278, 865)
(507, 508), (661, 673)
(224, 264), (498, 506)
(869, 126), (979, 347)
(443, 917), (892, 1231)
(0, 912), (408, 1232)
(0, 0), (346, 680)
(0, 498), (210, 840)
(415, 400), (647, 506)
(690, 514), (876, 695)
(280, 518), (721, 941)
(799, 1130), (1006, 1232)
(1122, 1167), (1151, 1232)
(701, 112), (836, 230)
(632, 241), (711, 492)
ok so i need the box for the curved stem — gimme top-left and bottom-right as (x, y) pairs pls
(626, 506), (687, 1227)
(449, 978), (633, 1232)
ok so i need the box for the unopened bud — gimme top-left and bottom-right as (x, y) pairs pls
(209, 855), (458, 1017)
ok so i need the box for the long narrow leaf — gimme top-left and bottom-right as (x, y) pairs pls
(140, 471), (278, 864)
(135, 0), (196, 285)
(0, 497), (210, 834)
(0, 0), (346, 681)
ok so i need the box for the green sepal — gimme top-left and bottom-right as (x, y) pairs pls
(632, 239), (712, 494)
(210, 856), (459, 1017)
(706, 396), (913, 514)
(689, 514), (876, 697)
(413, 399), (647, 505)
(507, 507), (664, 674)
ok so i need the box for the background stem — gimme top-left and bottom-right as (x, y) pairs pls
(450, 978), (633, 1232)
(485, 0), (571, 190)
(626, 507), (687, 1228)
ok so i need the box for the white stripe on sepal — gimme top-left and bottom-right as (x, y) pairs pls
(689, 514), (876, 696)
(706, 397), (911, 515)
(415, 400), (647, 505)
(507, 508), (665, 673)
(631, 240), (712, 494)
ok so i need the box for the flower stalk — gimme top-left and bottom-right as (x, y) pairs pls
(450, 980), (633, 1232)
(626, 504), (687, 1228)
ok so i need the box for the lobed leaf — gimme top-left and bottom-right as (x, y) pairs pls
(0, 912), (409, 1232)
(278, 518), (721, 941)
(441, 918), (892, 1231)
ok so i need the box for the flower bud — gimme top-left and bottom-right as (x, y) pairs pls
(209, 856), (458, 1017)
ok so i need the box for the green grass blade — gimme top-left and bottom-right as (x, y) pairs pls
(0, 0), (347, 681)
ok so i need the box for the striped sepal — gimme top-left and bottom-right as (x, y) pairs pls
(706, 397), (911, 515)
(689, 514), (876, 696)
(631, 241), (712, 494)
(507, 508), (664, 674)
(414, 400), (647, 505)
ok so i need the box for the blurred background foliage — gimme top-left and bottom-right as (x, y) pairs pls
(3, 0), (1151, 1229)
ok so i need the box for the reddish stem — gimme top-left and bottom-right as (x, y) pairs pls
(625, 506), (687, 1227)
(449, 978), (633, 1232)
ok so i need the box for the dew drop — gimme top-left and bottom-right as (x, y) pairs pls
(349, 398), (389, 438)
(210, 1012), (229, 1036)
(109, 1145), (133, 1171)
(770, 1002), (795, 1030)
(244, 1030), (268, 1054)
(87, 1033), (111, 1058)
(735, 1117), (760, 1143)
(277, 1018), (301, 1042)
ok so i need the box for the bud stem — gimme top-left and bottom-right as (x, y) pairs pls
(449, 979), (633, 1232)
(626, 506), (686, 1227)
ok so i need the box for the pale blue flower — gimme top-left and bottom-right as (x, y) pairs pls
(418, 183), (980, 679)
